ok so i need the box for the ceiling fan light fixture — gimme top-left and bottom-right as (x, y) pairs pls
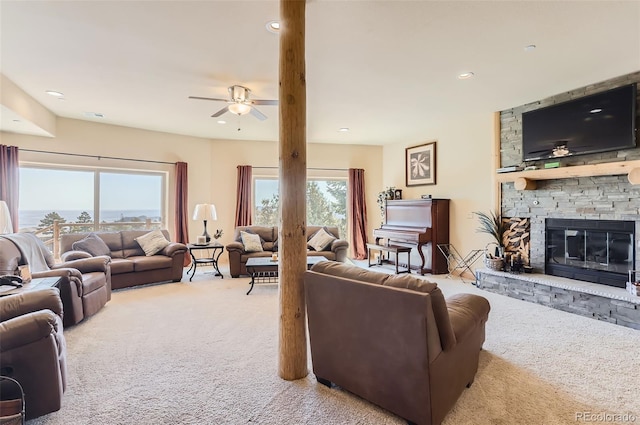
(229, 103), (252, 115)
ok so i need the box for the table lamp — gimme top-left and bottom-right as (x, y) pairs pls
(192, 203), (217, 243)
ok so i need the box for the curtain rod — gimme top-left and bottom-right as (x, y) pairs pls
(20, 149), (176, 165)
(253, 166), (348, 171)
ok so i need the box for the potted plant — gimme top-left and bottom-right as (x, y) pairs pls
(473, 210), (509, 269)
(377, 187), (396, 224)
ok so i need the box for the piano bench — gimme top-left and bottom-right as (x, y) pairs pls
(366, 243), (411, 274)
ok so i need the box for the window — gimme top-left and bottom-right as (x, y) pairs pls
(254, 177), (347, 239)
(19, 165), (166, 234)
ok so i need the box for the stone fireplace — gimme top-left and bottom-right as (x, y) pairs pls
(475, 71), (640, 330)
(545, 218), (635, 288)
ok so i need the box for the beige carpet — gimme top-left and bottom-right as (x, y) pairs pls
(28, 264), (640, 425)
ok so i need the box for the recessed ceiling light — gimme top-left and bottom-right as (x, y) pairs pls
(457, 72), (475, 80)
(590, 108), (602, 114)
(339, 128), (350, 132)
(83, 112), (104, 118)
(217, 120), (226, 124)
(266, 20), (280, 34)
(46, 90), (64, 97)
(524, 44), (537, 51)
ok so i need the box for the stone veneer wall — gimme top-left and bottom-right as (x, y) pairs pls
(499, 71), (640, 271)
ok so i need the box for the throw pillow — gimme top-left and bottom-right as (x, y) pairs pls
(241, 231), (264, 253)
(72, 233), (111, 257)
(135, 229), (171, 256)
(307, 228), (336, 252)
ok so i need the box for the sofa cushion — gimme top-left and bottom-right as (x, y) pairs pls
(72, 233), (111, 257)
(109, 258), (135, 274)
(82, 271), (108, 294)
(135, 229), (171, 256)
(307, 227), (336, 251)
(130, 255), (173, 272)
(234, 226), (273, 243)
(241, 231), (264, 253)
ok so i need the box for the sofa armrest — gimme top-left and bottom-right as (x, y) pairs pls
(225, 241), (245, 253)
(54, 256), (111, 274)
(35, 267), (82, 281)
(330, 239), (349, 262)
(446, 293), (490, 343)
(160, 242), (187, 257)
(0, 288), (63, 322)
(0, 309), (61, 352)
(60, 250), (93, 262)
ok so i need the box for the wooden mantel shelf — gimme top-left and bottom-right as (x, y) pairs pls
(496, 159), (640, 190)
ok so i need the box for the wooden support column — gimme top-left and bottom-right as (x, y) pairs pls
(278, 0), (308, 381)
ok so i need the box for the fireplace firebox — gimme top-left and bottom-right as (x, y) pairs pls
(545, 219), (635, 288)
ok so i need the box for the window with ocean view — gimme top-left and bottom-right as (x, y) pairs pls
(19, 166), (166, 234)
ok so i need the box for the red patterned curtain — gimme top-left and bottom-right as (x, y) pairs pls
(348, 168), (368, 260)
(174, 161), (191, 267)
(0, 145), (19, 232)
(235, 165), (252, 227)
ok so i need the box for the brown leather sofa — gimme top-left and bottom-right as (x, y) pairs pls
(60, 230), (187, 290)
(0, 234), (111, 327)
(304, 261), (490, 425)
(0, 288), (67, 420)
(226, 225), (349, 278)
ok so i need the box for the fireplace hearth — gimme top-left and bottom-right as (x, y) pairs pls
(545, 219), (635, 288)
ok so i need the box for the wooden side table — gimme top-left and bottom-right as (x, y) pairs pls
(186, 243), (224, 282)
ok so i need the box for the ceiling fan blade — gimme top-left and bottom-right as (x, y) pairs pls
(211, 106), (229, 117)
(251, 99), (279, 106)
(189, 96), (229, 102)
(250, 106), (268, 121)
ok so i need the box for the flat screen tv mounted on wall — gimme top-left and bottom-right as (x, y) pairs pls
(522, 83), (637, 162)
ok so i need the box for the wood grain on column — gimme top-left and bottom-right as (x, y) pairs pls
(278, 0), (308, 381)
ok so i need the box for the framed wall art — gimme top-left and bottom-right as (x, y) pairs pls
(406, 141), (436, 186)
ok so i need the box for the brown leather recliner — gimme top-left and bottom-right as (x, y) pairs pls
(305, 261), (490, 425)
(0, 234), (111, 327)
(0, 288), (67, 420)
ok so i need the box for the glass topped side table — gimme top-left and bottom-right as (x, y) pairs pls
(186, 242), (224, 282)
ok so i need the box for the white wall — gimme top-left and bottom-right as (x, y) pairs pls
(1, 117), (383, 264)
(381, 111), (497, 271)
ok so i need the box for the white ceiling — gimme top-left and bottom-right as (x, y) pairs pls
(1, 1), (639, 145)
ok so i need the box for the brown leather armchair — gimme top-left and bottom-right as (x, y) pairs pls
(305, 261), (490, 425)
(0, 288), (67, 420)
(0, 234), (111, 327)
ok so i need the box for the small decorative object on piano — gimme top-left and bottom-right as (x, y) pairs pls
(627, 270), (640, 297)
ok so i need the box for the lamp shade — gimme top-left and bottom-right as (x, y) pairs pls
(228, 103), (252, 116)
(0, 201), (13, 234)
(192, 204), (217, 221)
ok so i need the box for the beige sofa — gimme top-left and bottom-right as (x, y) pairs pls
(305, 261), (490, 425)
(60, 230), (187, 290)
(226, 225), (349, 278)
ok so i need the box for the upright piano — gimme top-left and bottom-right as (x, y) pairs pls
(373, 198), (450, 275)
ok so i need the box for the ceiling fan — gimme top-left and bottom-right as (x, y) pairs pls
(189, 85), (278, 121)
